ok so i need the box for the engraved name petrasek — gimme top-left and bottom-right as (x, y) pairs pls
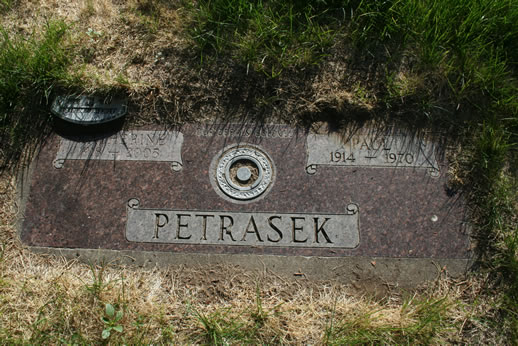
(126, 200), (359, 248)
(197, 124), (295, 138)
(306, 133), (440, 175)
(54, 130), (183, 168)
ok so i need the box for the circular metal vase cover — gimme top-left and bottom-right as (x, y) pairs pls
(214, 145), (275, 201)
(51, 95), (127, 125)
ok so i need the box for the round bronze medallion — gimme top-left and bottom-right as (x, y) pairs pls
(214, 145), (274, 200)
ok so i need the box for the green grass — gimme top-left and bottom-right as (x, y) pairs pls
(186, 0), (517, 124)
(187, 0), (341, 76)
(355, 0), (518, 125)
(0, 20), (77, 169)
(468, 124), (518, 341)
(0, 0), (14, 14)
(346, 0), (518, 340)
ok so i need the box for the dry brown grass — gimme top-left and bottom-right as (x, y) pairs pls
(2, 0), (186, 91)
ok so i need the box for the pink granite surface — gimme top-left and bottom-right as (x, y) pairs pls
(21, 124), (470, 258)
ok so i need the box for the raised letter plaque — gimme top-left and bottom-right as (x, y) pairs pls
(54, 130), (183, 168)
(306, 132), (439, 175)
(126, 199), (359, 248)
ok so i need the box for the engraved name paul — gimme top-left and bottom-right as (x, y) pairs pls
(54, 130), (183, 170)
(126, 199), (359, 248)
(306, 133), (440, 176)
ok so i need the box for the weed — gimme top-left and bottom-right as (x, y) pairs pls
(190, 304), (248, 345)
(84, 263), (106, 300)
(86, 27), (103, 41)
(250, 284), (268, 327)
(101, 303), (124, 340)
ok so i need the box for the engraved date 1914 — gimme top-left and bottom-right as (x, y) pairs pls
(329, 150), (417, 165)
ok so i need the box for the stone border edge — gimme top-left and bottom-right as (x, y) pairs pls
(27, 246), (472, 289)
(15, 148), (37, 242)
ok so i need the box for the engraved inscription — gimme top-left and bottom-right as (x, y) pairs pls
(197, 124), (294, 138)
(126, 200), (359, 248)
(54, 130), (183, 168)
(306, 133), (439, 174)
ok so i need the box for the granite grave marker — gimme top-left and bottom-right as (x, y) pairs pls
(18, 123), (471, 286)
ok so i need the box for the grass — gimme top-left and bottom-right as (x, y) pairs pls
(187, 284), (284, 344)
(355, 0), (518, 125)
(0, 19), (77, 169)
(0, 0), (516, 343)
(0, 0), (13, 14)
(187, 0), (340, 76)
(324, 296), (455, 344)
(186, 0), (518, 127)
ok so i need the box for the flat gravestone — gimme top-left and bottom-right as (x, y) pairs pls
(18, 124), (471, 287)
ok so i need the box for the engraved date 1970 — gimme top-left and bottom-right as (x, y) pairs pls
(329, 150), (417, 165)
